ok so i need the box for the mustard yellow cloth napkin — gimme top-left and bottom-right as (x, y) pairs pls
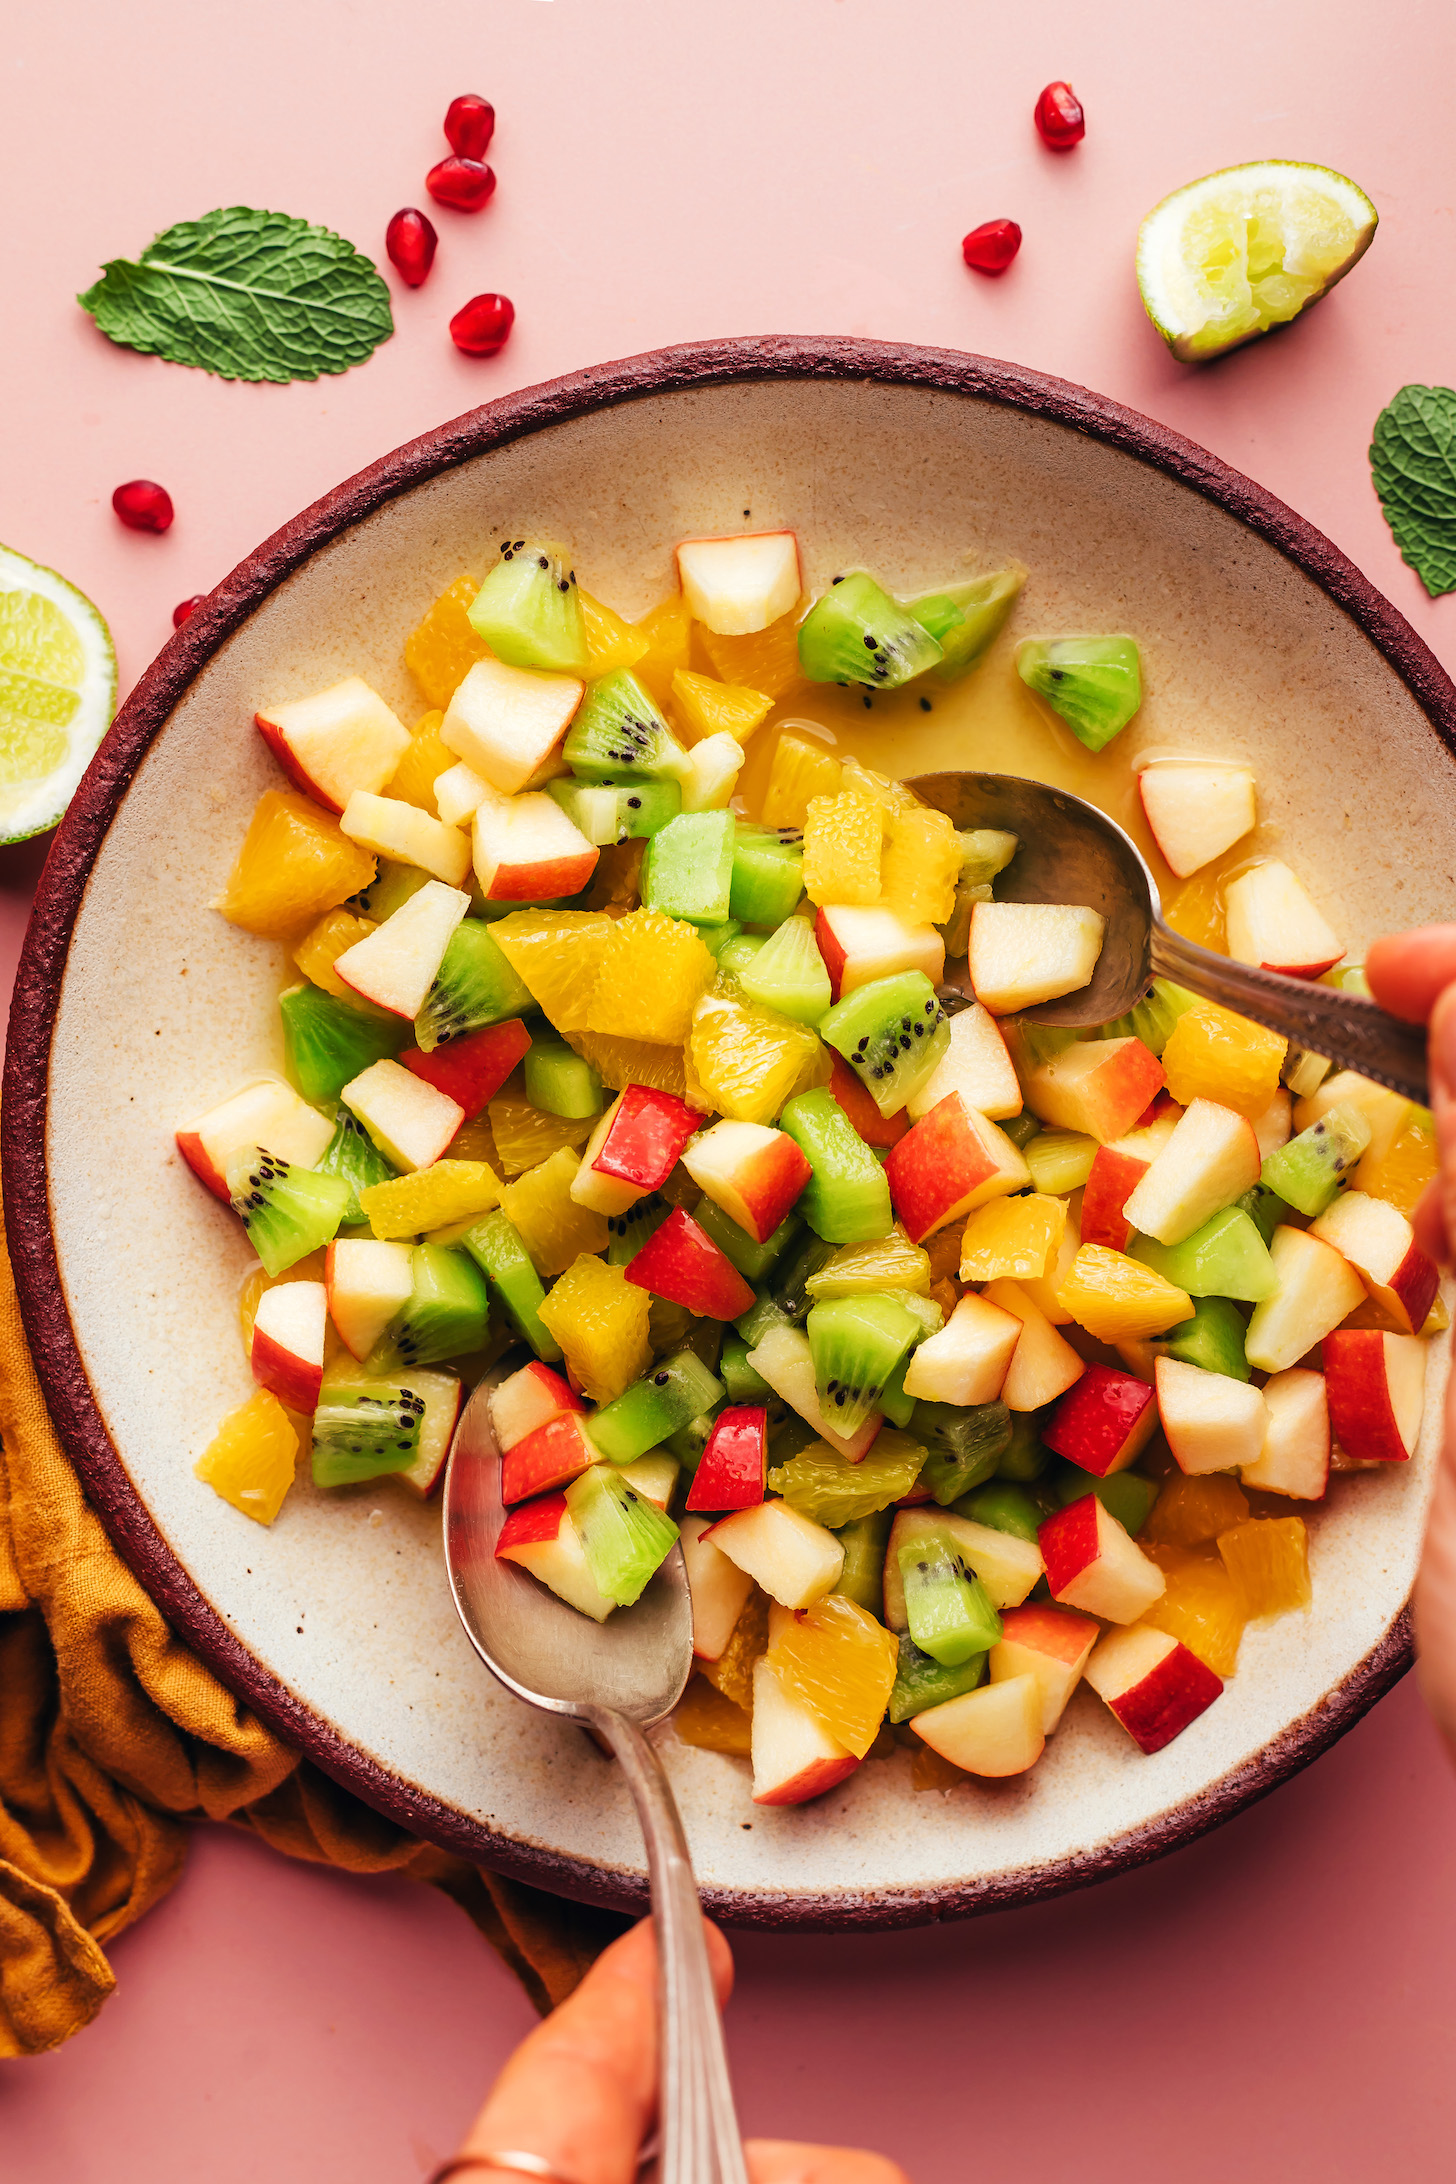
(0, 1158), (621, 2057)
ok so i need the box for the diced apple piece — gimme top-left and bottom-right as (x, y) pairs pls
(496, 1493), (613, 1623)
(333, 879), (471, 1018)
(1154, 1355), (1268, 1476)
(325, 1238), (415, 1361)
(342, 1057), (464, 1172)
(884, 1508), (1043, 1623)
(981, 1279), (1085, 1410)
(1324, 1329), (1427, 1463)
(906, 1001), (1020, 1121)
(815, 903), (945, 1003)
(1025, 1037), (1166, 1145)
(571, 1086), (706, 1218)
(250, 1280), (327, 1412)
(1244, 1225), (1366, 1373)
(990, 1604), (1100, 1733)
(1039, 1494), (1164, 1623)
(1042, 1364), (1157, 1477)
(685, 1408), (767, 1514)
(705, 1500), (844, 1610)
(750, 1655), (859, 1805)
(1252, 1089), (1292, 1160)
(1310, 1190), (1439, 1336)
(678, 732), (743, 812)
(911, 1673), (1044, 1777)
(339, 791), (472, 887)
(1122, 1097), (1261, 1246)
(625, 1206), (756, 1320)
(969, 901), (1106, 1014)
(1084, 1624), (1223, 1753)
(501, 1413), (598, 1503)
(490, 1359), (585, 1450)
(177, 1078), (333, 1202)
(886, 1092), (1031, 1243)
(680, 1119), (812, 1244)
(681, 1513), (756, 1660)
(1224, 861), (1342, 980)
(255, 676), (410, 814)
(1137, 761), (1257, 879)
(745, 1323), (883, 1462)
(442, 656), (584, 795)
(676, 531), (801, 636)
(434, 760), (489, 829)
(473, 786), (599, 903)
(901, 1292), (1022, 1405)
(1294, 1071), (1412, 1165)
(1242, 1367), (1330, 1498)
(1071, 1140), (1148, 1252)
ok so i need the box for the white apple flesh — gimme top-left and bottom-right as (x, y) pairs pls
(968, 900), (1106, 1014)
(911, 1673), (1045, 1777)
(989, 1603), (1100, 1733)
(254, 676), (410, 814)
(750, 1656), (859, 1806)
(1155, 1354), (1268, 1475)
(704, 1499), (844, 1610)
(250, 1280), (328, 1413)
(1084, 1623), (1223, 1753)
(675, 531), (802, 635)
(1136, 761), (1256, 879)
(980, 1278), (1086, 1409)
(905, 1000), (1020, 1120)
(340, 1058), (464, 1172)
(325, 1238), (415, 1361)
(1121, 1097), (1261, 1246)
(1224, 861), (1343, 979)
(901, 1291), (1022, 1405)
(332, 879), (471, 1019)
(680, 1514), (755, 1661)
(1244, 1225), (1366, 1373)
(177, 1078), (333, 1202)
(442, 656), (584, 795)
(339, 791), (473, 888)
(1242, 1366), (1330, 1498)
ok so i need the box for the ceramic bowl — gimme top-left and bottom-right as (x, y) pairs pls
(7, 338), (1454, 1929)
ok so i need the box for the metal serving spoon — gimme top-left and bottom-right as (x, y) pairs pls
(910, 771), (1429, 1103)
(444, 1371), (748, 2184)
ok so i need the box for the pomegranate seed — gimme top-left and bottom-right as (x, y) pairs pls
(962, 219), (1022, 274)
(426, 157), (496, 213)
(450, 293), (515, 357)
(386, 207), (438, 287)
(112, 479), (174, 533)
(1034, 81), (1084, 149)
(444, 94), (495, 161)
(173, 595), (205, 628)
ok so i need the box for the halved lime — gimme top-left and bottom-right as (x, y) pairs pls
(1137, 160), (1377, 364)
(0, 543), (116, 843)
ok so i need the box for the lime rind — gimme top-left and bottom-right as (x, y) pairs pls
(0, 542), (116, 844)
(1137, 160), (1377, 364)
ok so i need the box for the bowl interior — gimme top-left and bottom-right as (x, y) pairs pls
(36, 367), (1450, 1921)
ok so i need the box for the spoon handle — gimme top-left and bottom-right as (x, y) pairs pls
(590, 1707), (749, 2184)
(1149, 919), (1429, 1104)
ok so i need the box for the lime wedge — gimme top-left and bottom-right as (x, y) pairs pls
(0, 543), (116, 843)
(1137, 160), (1377, 364)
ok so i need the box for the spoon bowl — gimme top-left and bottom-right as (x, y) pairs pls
(910, 770), (1430, 1101)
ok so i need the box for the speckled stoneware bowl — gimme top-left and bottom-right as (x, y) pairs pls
(7, 339), (1455, 1930)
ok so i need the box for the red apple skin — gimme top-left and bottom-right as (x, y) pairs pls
(686, 1407), (768, 1512)
(1038, 1494), (1100, 1598)
(500, 1415), (597, 1503)
(250, 1326), (323, 1413)
(497, 1492), (571, 1556)
(1081, 1146), (1148, 1252)
(815, 914), (848, 1006)
(404, 1019), (533, 1117)
(753, 1753), (861, 1807)
(1324, 1330), (1417, 1462)
(1041, 1365), (1157, 1477)
(624, 1208), (757, 1320)
(826, 1051), (908, 1148)
(1108, 1642), (1223, 1754)
(1261, 955), (1342, 981)
(491, 1360), (584, 1449)
(593, 1085), (704, 1189)
(175, 1129), (230, 1202)
(1135, 1091), (1182, 1129)
(885, 1094), (995, 1245)
(997, 1602), (1100, 1667)
(255, 712), (344, 813)
(1382, 1242), (1440, 1337)
(736, 1135), (813, 1241)
(485, 850), (599, 902)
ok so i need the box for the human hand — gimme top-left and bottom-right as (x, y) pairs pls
(1365, 926), (1456, 1754)
(446, 1913), (908, 2184)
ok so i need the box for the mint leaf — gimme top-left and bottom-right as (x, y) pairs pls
(78, 207), (393, 385)
(1370, 383), (1456, 597)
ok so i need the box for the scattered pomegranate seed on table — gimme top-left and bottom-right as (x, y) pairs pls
(444, 93), (495, 160)
(385, 207), (439, 287)
(426, 156), (496, 213)
(173, 596), (204, 627)
(450, 293), (515, 356)
(962, 219), (1022, 274)
(112, 480), (174, 533)
(1034, 80), (1085, 148)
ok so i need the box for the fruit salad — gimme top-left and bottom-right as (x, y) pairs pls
(184, 527), (1441, 1805)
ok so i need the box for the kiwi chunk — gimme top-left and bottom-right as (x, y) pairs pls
(898, 1529), (1002, 1667)
(280, 982), (405, 1103)
(833, 1509), (894, 1617)
(461, 1209), (561, 1361)
(1016, 636), (1142, 752)
(906, 567), (1024, 682)
(311, 1383), (426, 1489)
(317, 1108), (398, 1225)
(917, 1400), (1011, 1504)
(806, 1292), (922, 1436)
(776, 1091), (892, 1247)
(563, 670), (690, 783)
(369, 1244), (491, 1371)
(225, 1146), (352, 1276)
(797, 572), (944, 689)
(820, 971), (950, 1118)
(604, 1193), (673, 1267)
(564, 1464), (679, 1607)
(467, 540), (588, 675)
(889, 1633), (987, 1723)
(415, 919), (536, 1052)
(1091, 977), (1199, 1056)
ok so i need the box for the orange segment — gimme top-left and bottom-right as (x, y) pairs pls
(489, 909), (615, 1035)
(673, 1675), (752, 1755)
(579, 590), (650, 677)
(404, 574), (490, 709)
(1161, 1000), (1286, 1119)
(959, 1194), (1066, 1283)
(499, 1148), (610, 1276)
(670, 669), (774, 748)
(760, 732), (843, 828)
(631, 595), (692, 707)
(698, 609), (805, 701)
(358, 1160), (501, 1239)
(802, 791), (885, 906)
(764, 1595), (898, 1758)
(385, 710), (453, 816)
(1144, 1472), (1250, 1547)
(700, 1589), (770, 1712)
(565, 1030), (691, 1101)
(214, 789), (376, 940)
(1163, 865), (1229, 953)
(1056, 1244), (1195, 1342)
(293, 907), (378, 997)
(584, 908), (716, 1044)
(879, 804), (961, 926)
(537, 1252), (652, 1402)
(1355, 1107), (1437, 1216)
(1217, 1516), (1311, 1617)
(1141, 1547), (1245, 1676)
(195, 1391), (299, 1526)
(487, 1079), (596, 1174)
(688, 982), (830, 1125)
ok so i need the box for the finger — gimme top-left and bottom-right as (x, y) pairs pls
(457, 1915), (734, 2184)
(748, 2142), (911, 2184)
(1413, 1175), (1449, 1266)
(1415, 1317), (1456, 1762)
(1365, 926), (1456, 1025)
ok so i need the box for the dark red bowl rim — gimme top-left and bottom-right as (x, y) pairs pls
(4, 336), (1444, 1929)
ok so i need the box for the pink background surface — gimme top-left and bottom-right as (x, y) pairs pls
(4, 2), (1456, 2176)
